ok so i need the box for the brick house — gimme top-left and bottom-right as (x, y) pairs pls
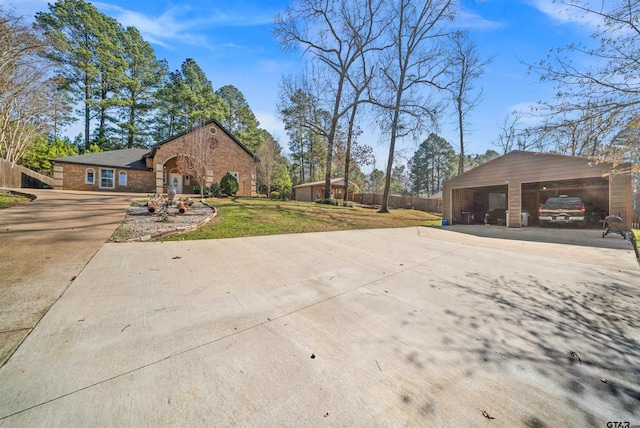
(51, 120), (259, 196)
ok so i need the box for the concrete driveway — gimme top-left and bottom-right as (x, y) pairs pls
(0, 220), (637, 426)
(0, 189), (143, 366)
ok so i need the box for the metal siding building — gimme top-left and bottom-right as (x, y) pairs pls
(442, 151), (632, 230)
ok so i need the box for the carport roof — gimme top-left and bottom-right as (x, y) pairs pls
(444, 150), (629, 187)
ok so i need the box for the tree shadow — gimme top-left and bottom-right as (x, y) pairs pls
(440, 272), (640, 418)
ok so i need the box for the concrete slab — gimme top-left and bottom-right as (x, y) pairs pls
(0, 189), (144, 366)
(0, 227), (637, 426)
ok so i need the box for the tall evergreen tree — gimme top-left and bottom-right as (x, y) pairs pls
(36, 0), (120, 150)
(118, 26), (165, 148)
(216, 85), (267, 153)
(154, 58), (226, 138)
(180, 58), (226, 127)
(408, 133), (455, 196)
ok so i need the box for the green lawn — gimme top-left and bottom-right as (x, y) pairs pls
(0, 192), (31, 209)
(164, 198), (442, 241)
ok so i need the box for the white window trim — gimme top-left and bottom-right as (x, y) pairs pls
(119, 171), (127, 187)
(99, 168), (115, 189)
(85, 168), (95, 185)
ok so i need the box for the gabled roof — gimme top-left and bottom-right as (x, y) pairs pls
(51, 148), (150, 170)
(147, 118), (260, 162)
(444, 150), (630, 187)
(293, 177), (354, 189)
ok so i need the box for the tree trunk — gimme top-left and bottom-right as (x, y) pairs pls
(323, 75), (345, 200)
(457, 96), (465, 175)
(128, 90), (136, 148)
(84, 75), (90, 150)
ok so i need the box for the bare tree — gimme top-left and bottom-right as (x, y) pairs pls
(531, 0), (640, 172)
(0, 9), (54, 164)
(274, 0), (387, 199)
(373, 0), (454, 213)
(256, 137), (281, 195)
(447, 31), (492, 174)
(495, 113), (520, 155)
(176, 123), (218, 198)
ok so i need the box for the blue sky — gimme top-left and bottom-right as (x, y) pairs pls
(2, 0), (599, 169)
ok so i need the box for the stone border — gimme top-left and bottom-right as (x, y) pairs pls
(119, 200), (218, 242)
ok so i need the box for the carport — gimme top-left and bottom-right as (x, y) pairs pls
(442, 151), (632, 230)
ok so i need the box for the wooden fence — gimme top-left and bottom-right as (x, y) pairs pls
(354, 193), (442, 214)
(0, 158), (53, 189)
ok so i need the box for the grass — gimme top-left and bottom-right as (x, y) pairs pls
(0, 192), (31, 209)
(164, 197), (441, 241)
(633, 229), (639, 241)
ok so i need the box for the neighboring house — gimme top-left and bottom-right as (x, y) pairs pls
(442, 150), (632, 230)
(51, 119), (259, 196)
(293, 178), (355, 202)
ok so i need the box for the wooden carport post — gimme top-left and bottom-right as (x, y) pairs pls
(507, 180), (522, 228)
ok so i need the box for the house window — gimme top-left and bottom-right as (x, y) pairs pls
(185, 176), (190, 185)
(85, 168), (95, 184)
(119, 171), (127, 186)
(99, 169), (115, 189)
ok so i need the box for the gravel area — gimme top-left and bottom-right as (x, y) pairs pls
(113, 201), (216, 241)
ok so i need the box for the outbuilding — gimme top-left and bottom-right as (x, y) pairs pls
(442, 151), (632, 230)
(293, 177), (355, 202)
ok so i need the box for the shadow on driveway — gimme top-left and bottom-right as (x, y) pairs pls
(439, 224), (632, 251)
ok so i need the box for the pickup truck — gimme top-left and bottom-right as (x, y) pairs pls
(538, 196), (586, 228)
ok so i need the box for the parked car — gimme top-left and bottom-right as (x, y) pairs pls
(538, 196), (586, 228)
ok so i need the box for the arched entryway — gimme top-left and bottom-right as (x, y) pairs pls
(161, 156), (188, 194)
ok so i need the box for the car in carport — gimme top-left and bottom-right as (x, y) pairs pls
(538, 196), (586, 228)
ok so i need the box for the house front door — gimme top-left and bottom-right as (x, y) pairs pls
(169, 173), (183, 193)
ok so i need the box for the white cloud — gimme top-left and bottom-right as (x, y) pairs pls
(526, 0), (605, 29)
(455, 9), (505, 30)
(93, 2), (277, 50)
(255, 112), (286, 142)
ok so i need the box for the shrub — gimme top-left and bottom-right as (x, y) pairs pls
(270, 191), (279, 199)
(219, 173), (239, 196)
(278, 188), (291, 200)
(207, 183), (221, 197)
(315, 198), (339, 206)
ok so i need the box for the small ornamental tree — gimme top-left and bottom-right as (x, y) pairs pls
(176, 122), (218, 198)
(220, 172), (239, 196)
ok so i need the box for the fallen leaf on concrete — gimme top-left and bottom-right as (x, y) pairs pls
(310, 354), (316, 359)
(568, 350), (582, 363)
(172, 256), (181, 259)
(70, 276), (77, 281)
(601, 378), (607, 383)
(481, 410), (495, 420)
(324, 413), (329, 417)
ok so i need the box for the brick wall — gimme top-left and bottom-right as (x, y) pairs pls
(54, 162), (155, 193)
(153, 124), (257, 196)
